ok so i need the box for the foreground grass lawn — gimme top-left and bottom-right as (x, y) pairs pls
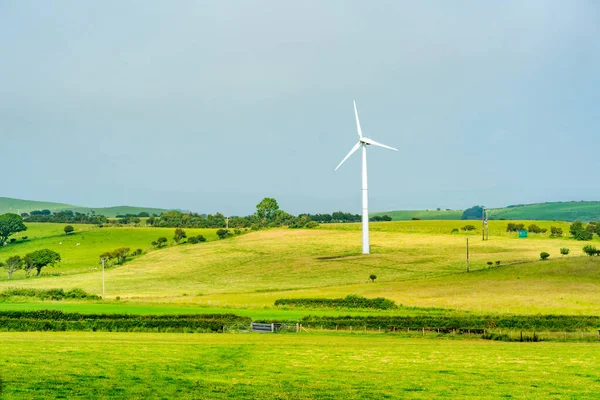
(0, 332), (599, 399)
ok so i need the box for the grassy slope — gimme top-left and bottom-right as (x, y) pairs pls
(0, 220), (598, 314)
(488, 201), (600, 222)
(375, 201), (600, 222)
(0, 223), (220, 277)
(370, 209), (463, 220)
(0, 197), (170, 217)
(1, 332), (599, 399)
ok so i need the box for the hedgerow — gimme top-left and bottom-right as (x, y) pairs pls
(0, 288), (101, 301)
(0, 311), (251, 333)
(275, 295), (396, 310)
(299, 314), (600, 331)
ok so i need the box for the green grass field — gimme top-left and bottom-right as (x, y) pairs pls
(0, 223), (220, 278)
(1, 332), (599, 399)
(374, 201), (600, 222)
(0, 220), (598, 315)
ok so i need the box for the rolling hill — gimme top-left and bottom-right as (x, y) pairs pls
(0, 197), (171, 217)
(373, 201), (600, 222)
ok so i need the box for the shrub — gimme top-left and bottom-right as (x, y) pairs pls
(369, 274), (377, 283)
(574, 230), (593, 241)
(507, 223), (525, 233)
(528, 224), (541, 234)
(22, 236), (28, 241)
(560, 248), (570, 256)
(495, 261), (501, 267)
(550, 226), (563, 237)
(540, 252), (550, 260)
(64, 225), (74, 235)
(451, 228), (459, 234)
(196, 235), (206, 242)
(187, 236), (199, 244)
(487, 262), (493, 268)
(411, 217), (421, 220)
(9, 238), (16, 243)
(461, 225), (476, 232)
(216, 229), (229, 239)
(583, 245), (598, 256)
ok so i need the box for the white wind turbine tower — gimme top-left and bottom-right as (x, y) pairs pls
(335, 101), (398, 255)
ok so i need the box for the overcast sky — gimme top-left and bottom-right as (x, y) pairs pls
(1, 1), (599, 215)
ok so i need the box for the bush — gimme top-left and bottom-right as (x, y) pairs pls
(188, 236), (199, 244)
(540, 252), (550, 260)
(574, 230), (593, 241)
(550, 226), (563, 237)
(528, 224), (541, 234)
(64, 225), (74, 235)
(495, 261), (501, 267)
(560, 248), (570, 256)
(507, 223), (526, 233)
(583, 245), (598, 256)
(369, 274), (377, 283)
(461, 225), (476, 232)
(451, 228), (459, 234)
(216, 229), (230, 239)
(0, 288), (100, 301)
(411, 217), (421, 220)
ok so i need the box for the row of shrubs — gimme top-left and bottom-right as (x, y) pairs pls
(0, 288), (100, 300)
(0, 310), (251, 332)
(274, 295), (396, 310)
(299, 314), (600, 331)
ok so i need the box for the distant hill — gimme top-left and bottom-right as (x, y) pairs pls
(370, 210), (463, 220)
(0, 197), (171, 218)
(373, 201), (600, 222)
(488, 201), (600, 222)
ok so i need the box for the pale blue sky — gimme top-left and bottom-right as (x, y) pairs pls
(1, 1), (599, 215)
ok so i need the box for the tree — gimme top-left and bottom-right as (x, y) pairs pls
(574, 230), (593, 241)
(111, 248), (130, 264)
(540, 252), (550, 260)
(24, 249), (61, 276)
(550, 226), (563, 237)
(583, 245), (598, 256)
(64, 225), (74, 235)
(2, 255), (23, 279)
(0, 213), (27, 245)
(461, 225), (476, 231)
(570, 222), (584, 237)
(528, 224), (541, 234)
(369, 274), (377, 283)
(173, 228), (187, 243)
(255, 198), (279, 225)
(560, 248), (570, 256)
(216, 229), (229, 239)
(156, 237), (168, 248)
(461, 206), (483, 220)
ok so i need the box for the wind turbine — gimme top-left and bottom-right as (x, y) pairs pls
(335, 101), (397, 255)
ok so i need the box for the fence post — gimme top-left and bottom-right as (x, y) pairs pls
(422, 328), (425, 336)
(296, 323), (299, 333)
(271, 323), (274, 333)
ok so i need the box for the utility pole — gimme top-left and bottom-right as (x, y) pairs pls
(482, 206), (485, 241)
(101, 257), (106, 299)
(466, 238), (470, 272)
(485, 209), (489, 241)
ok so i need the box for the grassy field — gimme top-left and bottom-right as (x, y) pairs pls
(0, 332), (599, 399)
(488, 201), (600, 222)
(374, 201), (600, 222)
(0, 223), (220, 278)
(0, 220), (598, 315)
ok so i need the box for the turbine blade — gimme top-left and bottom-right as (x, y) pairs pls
(353, 100), (363, 138)
(363, 138), (398, 151)
(335, 142), (361, 171)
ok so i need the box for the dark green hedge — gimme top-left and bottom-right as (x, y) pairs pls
(0, 288), (101, 301)
(0, 311), (251, 333)
(300, 314), (600, 331)
(275, 295), (396, 310)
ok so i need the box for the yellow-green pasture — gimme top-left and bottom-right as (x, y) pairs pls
(0, 221), (597, 314)
(0, 223), (219, 278)
(0, 332), (599, 399)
